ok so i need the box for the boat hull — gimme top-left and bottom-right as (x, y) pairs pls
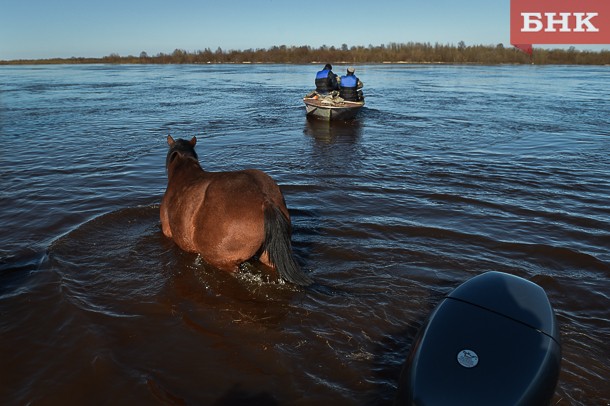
(303, 97), (364, 121)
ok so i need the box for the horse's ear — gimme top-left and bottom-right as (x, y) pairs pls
(190, 136), (197, 146)
(167, 135), (175, 146)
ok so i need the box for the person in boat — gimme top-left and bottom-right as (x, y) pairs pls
(315, 63), (339, 95)
(339, 67), (363, 102)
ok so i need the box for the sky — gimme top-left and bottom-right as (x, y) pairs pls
(0, 0), (604, 60)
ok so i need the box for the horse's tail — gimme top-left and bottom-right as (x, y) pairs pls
(263, 205), (312, 286)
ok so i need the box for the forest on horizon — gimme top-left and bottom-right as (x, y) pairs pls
(3, 42), (610, 65)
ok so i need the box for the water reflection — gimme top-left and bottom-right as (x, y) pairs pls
(303, 116), (363, 144)
(301, 116), (366, 175)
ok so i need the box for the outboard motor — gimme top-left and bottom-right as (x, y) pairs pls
(396, 271), (561, 405)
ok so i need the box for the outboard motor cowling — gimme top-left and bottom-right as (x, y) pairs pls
(396, 271), (561, 405)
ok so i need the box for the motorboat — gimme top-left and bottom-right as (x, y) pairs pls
(395, 271), (562, 405)
(303, 92), (364, 121)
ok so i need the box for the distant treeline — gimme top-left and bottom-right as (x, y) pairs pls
(3, 42), (610, 65)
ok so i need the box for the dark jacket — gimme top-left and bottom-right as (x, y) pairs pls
(340, 73), (360, 101)
(315, 69), (339, 94)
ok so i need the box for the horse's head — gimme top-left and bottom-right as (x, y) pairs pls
(166, 135), (199, 170)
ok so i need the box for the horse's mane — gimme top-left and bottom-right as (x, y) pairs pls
(166, 138), (199, 170)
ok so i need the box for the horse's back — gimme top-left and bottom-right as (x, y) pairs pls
(206, 169), (287, 212)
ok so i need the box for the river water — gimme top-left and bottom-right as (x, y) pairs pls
(1, 64), (609, 404)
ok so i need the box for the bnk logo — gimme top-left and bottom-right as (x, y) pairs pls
(511, 0), (610, 44)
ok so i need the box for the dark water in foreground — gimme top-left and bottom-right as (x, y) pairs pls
(1, 64), (609, 405)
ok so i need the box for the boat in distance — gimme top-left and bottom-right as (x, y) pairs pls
(303, 94), (364, 121)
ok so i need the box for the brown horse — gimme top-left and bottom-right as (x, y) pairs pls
(160, 135), (312, 286)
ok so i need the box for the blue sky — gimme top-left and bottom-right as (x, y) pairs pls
(0, 0), (602, 60)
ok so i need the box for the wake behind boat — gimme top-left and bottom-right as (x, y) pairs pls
(303, 92), (364, 121)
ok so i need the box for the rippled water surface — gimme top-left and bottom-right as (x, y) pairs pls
(1, 64), (609, 404)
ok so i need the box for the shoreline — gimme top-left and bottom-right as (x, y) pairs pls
(2, 43), (609, 66)
(2, 61), (608, 67)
